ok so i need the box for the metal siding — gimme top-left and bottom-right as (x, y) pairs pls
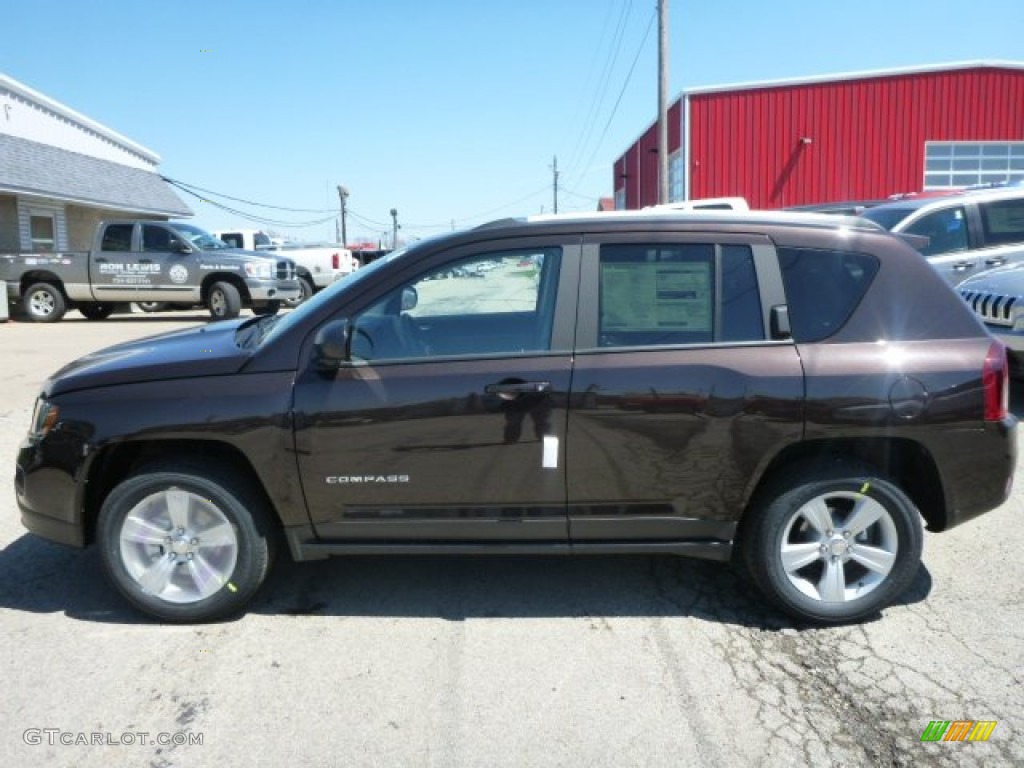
(676, 67), (1024, 208)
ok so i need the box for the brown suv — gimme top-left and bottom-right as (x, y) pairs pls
(15, 211), (1017, 624)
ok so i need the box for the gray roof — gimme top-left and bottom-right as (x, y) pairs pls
(0, 134), (192, 217)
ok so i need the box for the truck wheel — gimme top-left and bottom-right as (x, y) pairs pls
(208, 281), (241, 320)
(97, 462), (275, 623)
(79, 303), (116, 320)
(23, 282), (66, 323)
(284, 276), (313, 308)
(742, 462), (922, 625)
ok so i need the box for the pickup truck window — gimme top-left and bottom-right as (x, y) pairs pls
(100, 224), (133, 252)
(142, 225), (172, 251)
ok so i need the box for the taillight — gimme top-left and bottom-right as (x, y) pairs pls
(983, 341), (1009, 421)
(332, 253), (339, 269)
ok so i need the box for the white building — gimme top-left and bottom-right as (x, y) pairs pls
(0, 72), (190, 253)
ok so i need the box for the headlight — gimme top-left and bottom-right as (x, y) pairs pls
(244, 261), (273, 279)
(29, 398), (59, 439)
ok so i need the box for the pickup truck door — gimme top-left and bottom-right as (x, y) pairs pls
(292, 238), (580, 545)
(90, 223), (199, 302)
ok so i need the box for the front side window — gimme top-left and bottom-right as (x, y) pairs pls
(597, 243), (763, 348)
(351, 247), (561, 361)
(905, 206), (969, 256)
(142, 225), (172, 252)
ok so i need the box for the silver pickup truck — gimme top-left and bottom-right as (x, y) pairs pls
(1, 219), (300, 322)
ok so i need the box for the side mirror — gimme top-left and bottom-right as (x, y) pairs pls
(770, 305), (791, 340)
(313, 318), (350, 368)
(401, 285), (418, 312)
(171, 240), (193, 254)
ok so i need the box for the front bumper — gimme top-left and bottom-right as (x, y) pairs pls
(245, 278), (302, 303)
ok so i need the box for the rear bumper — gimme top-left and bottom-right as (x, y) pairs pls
(935, 416), (1018, 530)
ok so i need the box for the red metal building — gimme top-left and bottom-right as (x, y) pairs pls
(613, 60), (1024, 210)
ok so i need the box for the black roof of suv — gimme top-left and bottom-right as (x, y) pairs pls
(15, 209), (1017, 625)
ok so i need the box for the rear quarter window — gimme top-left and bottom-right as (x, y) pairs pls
(778, 247), (879, 342)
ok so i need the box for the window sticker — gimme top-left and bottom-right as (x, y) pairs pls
(602, 261), (712, 333)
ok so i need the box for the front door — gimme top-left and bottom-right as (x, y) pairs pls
(90, 223), (197, 302)
(294, 239), (580, 543)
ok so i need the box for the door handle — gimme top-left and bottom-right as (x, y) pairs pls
(139, 259), (153, 264)
(952, 261), (975, 272)
(485, 381), (551, 399)
(985, 257), (1007, 267)
(94, 258), (108, 264)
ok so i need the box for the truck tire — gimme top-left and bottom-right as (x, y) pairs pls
(208, 281), (241, 320)
(79, 303), (116, 320)
(96, 461), (275, 622)
(284, 276), (313, 309)
(136, 301), (168, 313)
(23, 282), (67, 323)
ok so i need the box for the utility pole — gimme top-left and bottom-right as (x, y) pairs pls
(390, 208), (399, 250)
(337, 185), (349, 247)
(657, 0), (670, 204)
(552, 155), (559, 214)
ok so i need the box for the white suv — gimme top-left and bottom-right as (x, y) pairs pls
(860, 187), (1024, 285)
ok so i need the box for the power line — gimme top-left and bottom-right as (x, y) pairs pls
(162, 177), (336, 213)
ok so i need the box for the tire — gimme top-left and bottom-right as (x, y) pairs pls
(742, 462), (922, 624)
(252, 300), (281, 316)
(136, 301), (168, 313)
(97, 462), (275, 623)
(22, 282), (66, 323)
(208, 281), (241, 320)
(284, 276), (314, 309)
(79, 303), (116, 320)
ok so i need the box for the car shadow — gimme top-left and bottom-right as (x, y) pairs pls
(0, 533), (932, 629)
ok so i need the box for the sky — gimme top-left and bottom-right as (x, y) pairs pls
(2, 0), (1022, 245)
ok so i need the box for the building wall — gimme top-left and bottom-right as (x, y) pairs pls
(0, 195), (19, 250)
(615, 101), (682, 210)
(615, 65), (1024, 209)
(689, 66), (1024, 208)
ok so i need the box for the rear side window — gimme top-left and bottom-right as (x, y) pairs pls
(778, 247), (879, 342)
(980, 198), (1024, 246)
(597, 243), (763, 347)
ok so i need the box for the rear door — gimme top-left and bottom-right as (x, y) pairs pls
(293, 236), (580, 544)
(566, 233), (804, 549)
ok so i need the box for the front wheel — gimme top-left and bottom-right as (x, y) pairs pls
(284, 276), (314, 309)
(742, 463), (922, 624)
(97, 463), (274, 622)
(23, 282), (66, 323)
(208, 281), (241, 320)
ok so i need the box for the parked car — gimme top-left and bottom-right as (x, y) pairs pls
(859, 187), (1024, 285)
(15, 210), (1016, 624)
(958, 262), (1024, 375)
(785, 200), (887, 216)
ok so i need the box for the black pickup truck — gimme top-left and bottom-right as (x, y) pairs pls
(13, 210), (1016, 624)
(1, 219), (300, 322)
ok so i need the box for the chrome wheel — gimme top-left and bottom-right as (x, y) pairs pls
(119, 488), (238, 604)
(209, 290), (226, 315)
(29, 290), (56, 316)
(779, 490), (898, 603)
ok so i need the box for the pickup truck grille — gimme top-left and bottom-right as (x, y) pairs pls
(960, 289), (1017, 327)
(276, 259), (297, 281)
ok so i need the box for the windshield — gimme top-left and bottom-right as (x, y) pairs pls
(859, 206), (915, 231)
(258, 246), (410, 345)
(169, 222), (231, 250)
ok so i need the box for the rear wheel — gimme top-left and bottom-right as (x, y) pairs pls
(97, 463), (274, 622)
(742, 463), (922, 624)
(23, 282), (66, 323)
(79, 303), (116, 320)
(208, 281), (241, 320)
